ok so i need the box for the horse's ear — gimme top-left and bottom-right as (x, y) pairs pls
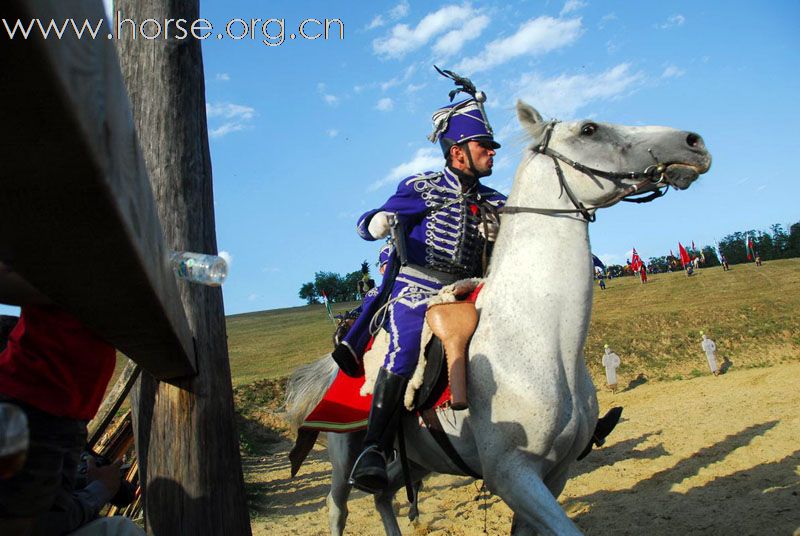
(516, 100), (544, 136)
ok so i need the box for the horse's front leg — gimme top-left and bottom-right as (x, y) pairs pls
(326, 431), (362, 536)
(487, 452), (582, 536)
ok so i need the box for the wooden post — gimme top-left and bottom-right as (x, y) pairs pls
(115, 1), (251, 533)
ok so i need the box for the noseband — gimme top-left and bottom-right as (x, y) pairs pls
(500, 121), (670, 222)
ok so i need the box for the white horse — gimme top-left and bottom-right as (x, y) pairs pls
(286, 101), (712, 535)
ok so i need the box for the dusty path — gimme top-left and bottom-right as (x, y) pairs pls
(246, 363), (800, 535)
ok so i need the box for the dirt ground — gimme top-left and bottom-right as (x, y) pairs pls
(245, 362), (800, 535)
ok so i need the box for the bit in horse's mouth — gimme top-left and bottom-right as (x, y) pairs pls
(663, 163), (705, 190)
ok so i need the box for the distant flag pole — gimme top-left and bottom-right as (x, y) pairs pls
(321, 290), (334, 323)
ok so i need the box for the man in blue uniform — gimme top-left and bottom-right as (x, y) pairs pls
(346, 76), (506, 493)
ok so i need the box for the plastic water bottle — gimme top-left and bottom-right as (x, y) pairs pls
(170, 251), (228, 287)
(0, 403), (28, 479)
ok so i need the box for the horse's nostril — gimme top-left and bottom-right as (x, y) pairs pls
(686, 132), (704, 149)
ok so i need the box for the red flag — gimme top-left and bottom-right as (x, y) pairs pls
(630, 248), (642, 272)
(747, 237), (755, 260)
(678, 243), (691, 267)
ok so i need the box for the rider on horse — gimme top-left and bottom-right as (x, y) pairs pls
(342, 72), (506, 493)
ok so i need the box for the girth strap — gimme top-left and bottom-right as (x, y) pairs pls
(420, 408), (482, 479)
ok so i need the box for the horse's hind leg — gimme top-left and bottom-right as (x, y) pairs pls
(373, 459), (428, 536)
(326, 431), (362, 536)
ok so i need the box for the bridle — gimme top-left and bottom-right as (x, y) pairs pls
(499, 121), (671, 222)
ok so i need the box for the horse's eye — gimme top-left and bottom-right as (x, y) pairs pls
(581, 123), (598, 136)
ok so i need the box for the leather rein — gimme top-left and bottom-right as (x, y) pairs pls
(499, 121), (671, 222)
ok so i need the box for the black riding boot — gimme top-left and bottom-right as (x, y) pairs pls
(349, 367), (408, 493)
(577, 406), (623, 461)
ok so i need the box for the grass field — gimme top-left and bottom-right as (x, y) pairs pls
(226, 258), (800, 389)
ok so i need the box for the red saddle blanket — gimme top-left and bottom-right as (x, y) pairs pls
(300, 283), (482, 433)
(301, 370), (372, 432)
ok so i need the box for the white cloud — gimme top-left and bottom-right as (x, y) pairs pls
(327, 129), (339, 137)
(661, 65), (685, 78)
(432, 14), (490, 58)
(379, 63), (419, 92)
(209, 123), (247, 138)
(598, 13), (617, 29)
(206, 102), (255, 138)
(206, 103), (255, 120)
(455, 16), (583, 74)
(366, 1), (410, 30)
(366, 15), (385, 30)
(406, 82), (427, 93)
(375, 98), (394, 112)
(317, 82), (339, 106)
(215, 73), (230, 81)
(247, 293), (259, 301)
(373, 4), (481, 59)
(658, 14), (685, 29)
(218, 250), (233, 267)
(512, 63), (645, 119)
(560, 0), (587, 16)
(370, 147), (442, 191)
(389, 1), (410, 20)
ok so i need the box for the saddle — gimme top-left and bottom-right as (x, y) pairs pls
(360, 279), (484, 411)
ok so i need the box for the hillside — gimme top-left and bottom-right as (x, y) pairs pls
(226, 258), (800, 387)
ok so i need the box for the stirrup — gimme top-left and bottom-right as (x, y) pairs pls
(348, 446), (388, 494)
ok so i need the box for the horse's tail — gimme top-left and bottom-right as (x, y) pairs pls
(285, 353), (339, 434)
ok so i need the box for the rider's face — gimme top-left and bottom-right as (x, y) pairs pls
(451, 140), (496, 177)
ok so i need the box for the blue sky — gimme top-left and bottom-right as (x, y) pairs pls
(2, 1), (799, 318)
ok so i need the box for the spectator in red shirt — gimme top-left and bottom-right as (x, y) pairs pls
(0, 262), (124, 535)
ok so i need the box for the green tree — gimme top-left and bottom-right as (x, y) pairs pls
(701, 246), (720, 266)
(646, 256), (669, 273)
(314, 271), (344, 302)
(770, 223), (790, 258)
(788, 221), (800, 257)
(298, 282), (318, 304)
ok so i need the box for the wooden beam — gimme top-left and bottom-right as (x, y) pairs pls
(0, 0), (196, 379)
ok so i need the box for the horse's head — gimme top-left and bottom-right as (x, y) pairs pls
(515, 101), (712, 214)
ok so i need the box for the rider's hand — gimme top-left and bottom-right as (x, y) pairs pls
(86, 457), (122, 497)
(478, 217), (500, 242)
(367, 211), (394, 239)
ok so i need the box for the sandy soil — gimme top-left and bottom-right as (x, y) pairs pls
(246, 363), (800, 535)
